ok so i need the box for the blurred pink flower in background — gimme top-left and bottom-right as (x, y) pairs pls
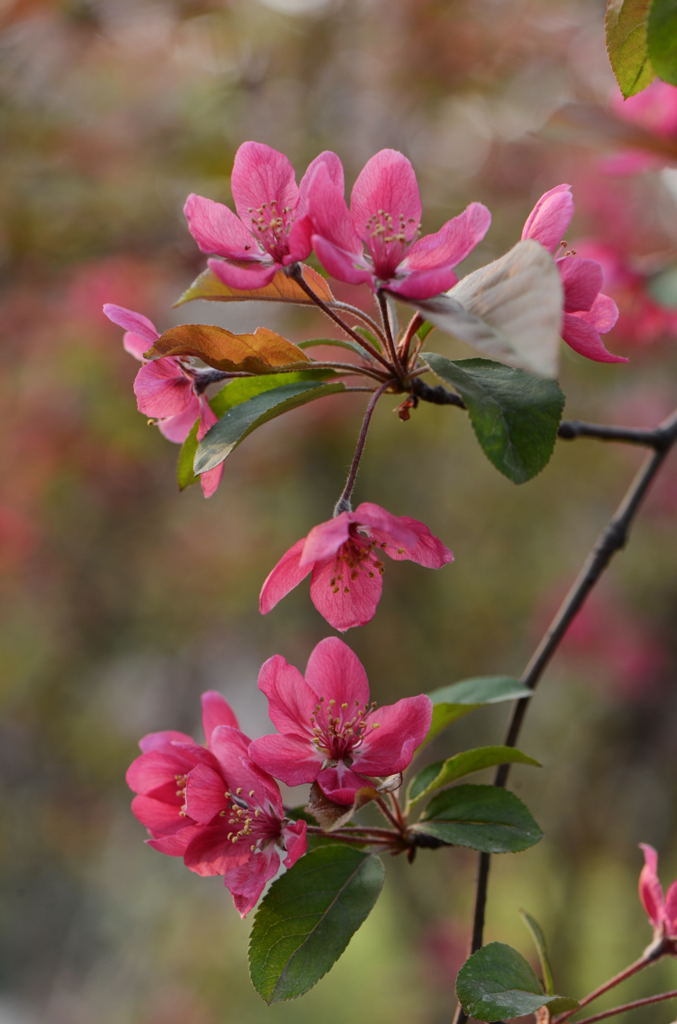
(184, 141), (342, 289)
(103, 304), (223, 498)
(521, 184), (625, 363)
(638, 843), (677, 950)
(607, 81), (677, 174)
(308, 147), (491, 298)
(249, 636), (432, 805)
(259, 501), (453, 631)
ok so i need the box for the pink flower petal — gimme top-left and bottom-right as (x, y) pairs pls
(316, 764), (371, 805)
(103, 304), (159, 345)
(248, 733), (322, 786)
(387, 265), (459, 300)
(562, 311), (627, 364)
(665, 880), (677, 933)
(300, 512), (352, 565)
(183, 193), (255, 258)
(639, 843), (665, 928)
(131, 793), (184, 834)
(184, 762), (228, 824)
(350, 149), (422, 242)
(138, 730), (195, 753)
(522, 184), (573, 253)
(158, 405), (200, 444)
(558, 257), (603, 312)
(126, 749), (200, 797)
(304, 636), (370, 706)
(312, 235), (372, 286)
(257, 654), (318, 737)
(209, 726), (282, 811)
(230, 141), (299, 233)
(405, 202), (492, 272)
(201, 691), (239, 745)
(355, 502), (452, 567)
(299, 150), (344, 202)
(133, 360), (197, 419)
(148, 825), (201, 856)
(282, 818), (307, 869)
(353, 695), (432, 775)
(223, 846), (281, 916)
(259, 537), (313, 615)
(207, 257), (278, 291)
(309, 551), (383, 631)
(308, 162), (365, 256)
(183, 823), (250, 876)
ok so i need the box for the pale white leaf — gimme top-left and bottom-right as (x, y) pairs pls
(399, 240), (563, 378)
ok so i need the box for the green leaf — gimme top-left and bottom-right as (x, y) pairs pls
(297, 337), (373, 360)
(423, 354), (565, 483)
(414, 784), (543, 853)
(425, 676), (532, 744)
(249, 845), (385, 1003)
(195, 379), (346, 474)
(417, 320), (435, 342)
(456, 942), (578, 1021)
(176, 419), (199, 490)
(605, 0), (655, 98)
(399, 240), (563, 378)
(520, 910), (555, 995)
(647, 0), (677, 86)
(408, 746), (540, 805)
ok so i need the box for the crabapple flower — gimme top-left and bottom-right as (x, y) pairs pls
(521, 184), (627, 364)
(259, 501), (453, 632)
(103, 303), (223, 498)
(126, 691), (306, 916)
(249, 636), (432, 805)
(307, 148), (491, 299)
(638, 843), (677, 951)
(183, 141), (343, 290)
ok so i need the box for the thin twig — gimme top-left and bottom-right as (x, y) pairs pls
(377, 290), (405, 378)
(334, 380), (394, 513)
(569, 989), (677, 1024)
(332, 300), (387, 341)
(289, 265), (393, 372)
(553, 946), (666, 1024)
(452, 409), (677, 1024)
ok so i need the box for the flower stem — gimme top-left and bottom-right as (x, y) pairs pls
(452, 407), (677, 1024)
(567, 989), (677, 1024)
(553, 954), (659, 1023)
(376, 290), (405, 378)
(334, 380), (394, 514)
(289, 265), (393, 372)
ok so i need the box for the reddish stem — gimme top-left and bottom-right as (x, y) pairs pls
(570, 989), (677, 1024)
(553, 954), (658, 1023)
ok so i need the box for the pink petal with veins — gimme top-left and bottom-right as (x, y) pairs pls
(355, 695), (432, 775)
(183, 194), (254, 258)
(259, 538), (313, 614)
(230, 141), (299, 231)
(522, 184), (573, 253)
(304, 636), (370, 706)
(257, 654), (318, 737)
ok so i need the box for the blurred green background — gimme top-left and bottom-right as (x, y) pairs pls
(2, 0), (676, 1021)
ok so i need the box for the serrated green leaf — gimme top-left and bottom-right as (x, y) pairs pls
(176, 420), (199, 490)
(456, 942), (578, 1021)
(520, 909), (555, 995)
(425, 677), (531, 744)
(647, 0), (677, 86)
(249, 845), (384, 1003)
(414, 784), (543, 853)
(605, 0), (655, 98)
(195, 379), (346, 474)
(408, 746), (540, 805)
(423, 354), (565, 483)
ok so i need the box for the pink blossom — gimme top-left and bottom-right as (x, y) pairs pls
(126, 691), (306, 916)
(307, 148), (491, 299)
(607, 81), (677, 174)
(183, 141), (343, 290)
(249, 636), (432, 805)
(638, 844), (677, 950)
(103, 303), (223, 498)
(521, 184), (627, 364)
(259, 501), (453, 632)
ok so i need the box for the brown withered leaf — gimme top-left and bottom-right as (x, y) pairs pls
(175, 263), (336, 307)
(306, 781), (379, 832)
(147, 324), (310, 374)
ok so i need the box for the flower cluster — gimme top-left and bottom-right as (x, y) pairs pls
(127, 639), (432, 914)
